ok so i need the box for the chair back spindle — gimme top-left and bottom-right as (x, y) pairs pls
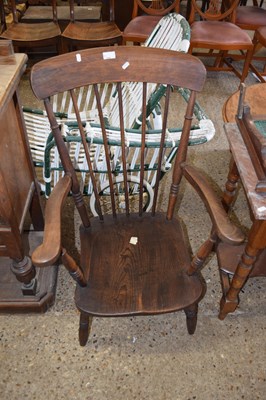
(152, 84), (171, 216)
(151, 0), (164, 10)
(69, 0), (75, 23)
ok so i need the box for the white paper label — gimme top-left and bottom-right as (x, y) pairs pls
(103, 51), (116, 60)
(130, 237), (138, 245)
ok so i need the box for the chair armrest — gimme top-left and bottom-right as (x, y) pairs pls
(32, 175), (72, 267)
(182, 164), (245, 245)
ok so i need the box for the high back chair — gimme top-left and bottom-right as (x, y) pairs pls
(61, 0), (122, 52)
(30, 46), (240, 346)
(122, 0), (180, 45)
(188, 0), (254, 83)
(0, 0), (61, 55)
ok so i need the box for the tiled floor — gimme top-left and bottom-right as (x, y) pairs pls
(0, 52), (266, 399)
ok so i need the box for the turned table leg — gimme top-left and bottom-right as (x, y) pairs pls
(219, 219), (266, 319)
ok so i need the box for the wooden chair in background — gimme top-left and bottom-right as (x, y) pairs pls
(235, 0), (266, 33)
(122, 0), (180, 45)
(0, 0), (61, 55)
(29, 46), (240, 345)
(226, 0), (266, 79)
(188, 0), (254, 83)
(61, 0), (122, 52)
(250, 26), (266, 82)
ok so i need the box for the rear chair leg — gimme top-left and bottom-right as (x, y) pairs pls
(184, 303), (198, 335)
(79, 312), (93, 346)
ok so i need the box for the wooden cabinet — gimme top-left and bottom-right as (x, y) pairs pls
(0, 42), (57, 312)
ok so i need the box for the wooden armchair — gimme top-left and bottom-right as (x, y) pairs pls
(188, 0), (254, 83)
(122, 0), (180, 45)
(30, 46), (241, 345)
(0, 0), (61, 55)
(61, 0), (122, 52)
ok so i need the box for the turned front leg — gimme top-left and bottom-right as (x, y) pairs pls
(184, 303), (199, 335)
(219, 220), (266, 319)
(79, 312), (93, 346)
(188, 230), (217, 275)
(61, 248), (87, 287)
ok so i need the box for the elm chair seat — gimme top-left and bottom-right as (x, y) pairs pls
(76, 213), (204, 317)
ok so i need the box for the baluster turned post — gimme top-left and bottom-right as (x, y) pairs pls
(139, 82), (147, 216)
(152, 84), (171, 215)
(44, 98), (90, 227)
(167, 90), (196, 220)
(94, 84), (117, 217)
(117, 82), (130, 216)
